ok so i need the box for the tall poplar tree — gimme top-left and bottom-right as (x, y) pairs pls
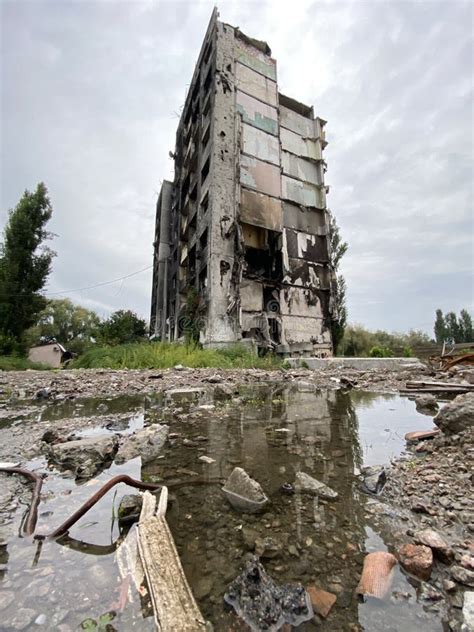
(0, 183), (55, 353)
(328, 210), (348, 354)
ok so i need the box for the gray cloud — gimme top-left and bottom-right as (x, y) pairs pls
(1, 0), (472, 333)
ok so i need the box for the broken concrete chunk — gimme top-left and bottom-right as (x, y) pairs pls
(434, 392), (474, 434)
(397, 543), (433, 581)
(198, 455), (216, 464)
(118, 494), (143, 525)
(356, 551), (397, 599)
(165, 387), (205, 403)
(360, 465), (387, 495)
(462, 591), (474, 631)
(213, 384), (233, 401)
(306, 586), (337, 618)
(414, 528), (454, 564)
(224, 557), (313, 631)
(254, 537), (282, 560)
(115, 425), (168, 465)
(295, 471), (338, 500)
(50, 434), (119, 480)
(415, 394), (438, 415)
(451, 566), (474, 587)
(223, 467), (268, 513)
(296, 381), (315, 392)
(206, 375), (223, 384)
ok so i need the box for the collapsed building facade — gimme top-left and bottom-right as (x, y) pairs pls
(151, 9), (335, 356)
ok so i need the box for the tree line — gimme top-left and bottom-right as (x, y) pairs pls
(0, 184), (147, 356)
(434, 309), (473, 345)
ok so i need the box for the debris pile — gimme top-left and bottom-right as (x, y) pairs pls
(224, 558), (313, 631)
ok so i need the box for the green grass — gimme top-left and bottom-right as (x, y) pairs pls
(0, 356), (50, 371)
(72, 341), (283, 370)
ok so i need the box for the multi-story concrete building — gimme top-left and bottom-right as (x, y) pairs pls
(151, 8), (334, 356)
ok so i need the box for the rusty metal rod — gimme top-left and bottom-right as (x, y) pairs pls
(35, 474), (162, 540)
(0, 466), (43, 536)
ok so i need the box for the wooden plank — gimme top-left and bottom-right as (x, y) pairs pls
(137, 491), (206, 632)
(405, 380), (474, 392)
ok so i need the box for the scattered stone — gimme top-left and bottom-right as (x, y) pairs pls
(405, 429), (440, 442)
(115, 425), (168, 465)
(280, 483), (295, 495)
(356, 551), (397, 599)
(295, 472), (338, 500)
(223, 467), (268, 513)
(118, 494), (142, 525)
(255, 537), (282, 559)
(224, 557), (313, 631)
(213, 384), (233, 400)
(462, 591), (474, 631)
(306, 586), (337, 618)
(340, 376), (356, 388)
(419, 584), (443, 601)
(49, 434), (119, 480)
(165, 387), (204, 403)
(41, 429), (66, 445)
(398, 544), (433, 581)
(194, 575), (213, 600)
(199, 456), (216, 464)
(414, 528), (454, 564)
(10, 608), (36, 630)
(35, 388), (51, 400)
(206, 375), (223, 384)
(361, 465), (387, 494)
(434, 392), (474, 434)
(415, 394), (438, 414)
(0, 590), (14, 611)
(241, 527), (259, 551)
(410, 498), (435, 515)
(443, 579), (457, 592)
(451, 565), (474, 587)
(34, 614), (47, 625)
(461, 555), (474, 571)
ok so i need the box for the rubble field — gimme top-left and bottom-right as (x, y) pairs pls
(0, 365), (472, 631)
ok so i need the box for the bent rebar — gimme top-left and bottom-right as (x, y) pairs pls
(0, 466), (43, 536)
(35, 475), (162, 539)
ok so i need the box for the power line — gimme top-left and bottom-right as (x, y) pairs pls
(1, 264), (153, 298)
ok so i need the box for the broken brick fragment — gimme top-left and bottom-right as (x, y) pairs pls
(306, 586), (337, 618)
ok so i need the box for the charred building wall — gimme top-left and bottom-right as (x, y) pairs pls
(151, 9), (335, 356)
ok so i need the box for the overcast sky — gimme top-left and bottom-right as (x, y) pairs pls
(1, 0), (472, 334)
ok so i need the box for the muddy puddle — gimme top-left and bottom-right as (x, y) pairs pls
(0, 385), (444, 631)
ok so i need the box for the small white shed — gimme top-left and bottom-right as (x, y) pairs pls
(28, 342), (67, 368)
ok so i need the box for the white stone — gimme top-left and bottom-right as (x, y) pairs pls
(462, 591), (474, 631)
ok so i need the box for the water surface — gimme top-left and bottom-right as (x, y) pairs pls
(0, 385), (443, 631)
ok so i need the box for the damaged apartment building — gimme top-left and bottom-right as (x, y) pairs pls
(151, 9), (335, 356)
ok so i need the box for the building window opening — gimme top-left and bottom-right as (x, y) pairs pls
(201, 157), (210, 184)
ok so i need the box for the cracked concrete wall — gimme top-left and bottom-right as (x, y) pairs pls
(151, 9), (334, 356)
(204, 20), (239, 346)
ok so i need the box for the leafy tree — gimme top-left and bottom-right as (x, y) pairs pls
(458, 309), (473, 343)
(433, 308), (473, 344)
(341, 324), (435, 357)
(444, 312), (459, 344)
(0, 183), (55, 354)
(25, 299), (101, 354)
(434, 309), (447, 344)
(99, 310), (147, 345)
(328, 210), (348, 354)
(369, 345), (394, 358)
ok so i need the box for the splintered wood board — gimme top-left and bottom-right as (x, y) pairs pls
(137, 515), (206, 632)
